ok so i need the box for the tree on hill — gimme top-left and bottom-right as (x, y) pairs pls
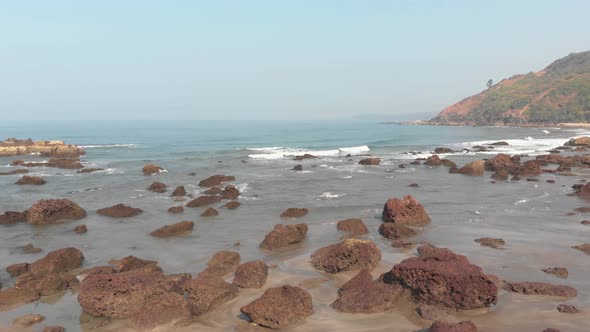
(487, 79), (493, 89)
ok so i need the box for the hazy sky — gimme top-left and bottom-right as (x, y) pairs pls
(1, 1), (588, 121)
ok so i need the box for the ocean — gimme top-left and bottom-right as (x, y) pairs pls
(1, 120), (589, 331)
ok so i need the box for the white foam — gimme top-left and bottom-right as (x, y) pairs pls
(317, 192), (342, 199)
(457, 137), (570, 156)
(247, 145), (370, 160)
(542, 130), (550, 134)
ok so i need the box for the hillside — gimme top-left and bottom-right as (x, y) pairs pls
(431, 51), (590, 125)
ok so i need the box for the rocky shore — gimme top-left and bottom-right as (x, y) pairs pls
(0, 138), (85, 157)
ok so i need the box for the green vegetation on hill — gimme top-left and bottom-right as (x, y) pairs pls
(433, 51), (590, 125)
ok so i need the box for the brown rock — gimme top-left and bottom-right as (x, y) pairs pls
(198, 174), (235, 187)
(280, 207), (308, 219)
(223, 201), (241, 209)
(240, 285), (313, 329)
(201, 207), (219, 217)
(147, 181), (167, 193)
(572, 243), (590, 254)
(331, 268), (402, 313)
(11, 313), (45, 327)
(474, 237), (505, 249)
(491, 141), (509, 146)
(491, 169), (509, 181)
(441, 159), (457, 168)
(7, 263), (29, 277)
(204, 186), (222, 195)
(221, 185), (240, 200)
(581, 220), (590, 225)
(484, 154), (519, 172)
(542, 267), (568, 279)
(27, 199), (87, 224)
(516, 160), (543, 177)
(171, 185), (186, 197)
(574, 207), (590, 213)
(260, 224), (308, 250)
(74, 224), (87, 234)
(77, 168), (104, 173)
(410, 160), (421, 165)
(198, 251), (240, 278)
(337, 218), (368, 235)
(185, 277), (239, 315)
(43, 326), (65, 332)
(424, 155), (442, 166)
(15, 176), (46, 185)
(0, 287), (40, 312)
(150, 221), (194, 237)
(15, 273), (65, 296)
(382, 195), (431, 226)
(29, 248), (84, 276)
(408, 183), (420, 187)
(186, 195), (222, 207)
(233, 260), (269, 288)
(359, 158), (381, 165)
(96, 204), (143, 218)
(383, 246), (498, 309)
(566, 137), (590, 146)
(379, 222), (417, 239)
(434, 147), (454, 153)
(168, 206), (184, 214)
(108, 256), (160, 273)
(557, 304), (579, 313)
(542, 329), (561, 332)
(311, 239), (381, 274)
(429, 320), (478, 332)
(130, 290), (192, 330)
(0, 211), (27, 224)
(504, 281), (577, 298)
(142, 164), (163, 176)
(293, 154), (317, 161)
(458, 160), (485, 176)
(21, 243), (42, 254)
(0, 169), (29, 176)
(292, 164), (303, 171)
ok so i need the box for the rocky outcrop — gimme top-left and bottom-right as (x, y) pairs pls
(186, 195), (222, 207)
(96, 204), (143, 218)
(222, 201), (241, 209)
(233, 260), (269, 288)
(0, 138), (85, 157)
(280, 208), (308, 219)
(27, 199), (87, 224)
(382, 195), (431, 226)
(260, 224), (308, 250)
(359, 158), (381, 166)
(15, 176), (46, 185)
(240, 285), (313, 329)
(311, 239), (381, 273)
(382, 246), (498, 309)
(457, 160), (485, 176)
(542, 267), (568, 279)
(336, 218), (368, 235)
(331, 268), (402, 313)
(150, 221), (194, 237)
(29, 247), (84, 276)
(434, 147), (454, 154)
(293, 154), (317, 161)
(515, 160), (543, 177)
(221, 185), (240, 200)
(200, 207), (219, 217)
(484, 154), (519, 172)
(171, 186), (186, 197)
(142, 164), (164, 176)
(0, 211), (27, 225)
(425, 155), (442, 166)
(474, 237), (505, 249)
(504, 281), (577, 298)
(168, 206), (184, 214)
(429, 320), (478, 332)
(198, 175), (235, 187)
(572, 243), (590, 254)
(198, 251), (241, 278)
(148, 182), (167, 193)
(566, 137), (590, 146)
(185, 276), (239, 315)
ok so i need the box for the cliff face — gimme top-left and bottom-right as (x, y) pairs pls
(432, 51), (590, 125)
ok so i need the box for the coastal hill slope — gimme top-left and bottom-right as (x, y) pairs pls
(431, 51), (590, 125)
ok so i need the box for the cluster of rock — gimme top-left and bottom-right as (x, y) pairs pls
(0, 138), (85, 157)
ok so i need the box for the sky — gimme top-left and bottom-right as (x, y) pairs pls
(0, 1), (588, 121)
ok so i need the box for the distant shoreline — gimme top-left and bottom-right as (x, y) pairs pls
(381, 120), (590, 129)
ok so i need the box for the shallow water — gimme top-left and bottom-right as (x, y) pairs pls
(0, 121), (589, 331)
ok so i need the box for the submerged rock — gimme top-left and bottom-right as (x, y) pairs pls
(233, 260), (269, 288)
(222, 201), (241, 209)
(359, 158), (381, 165)
(198, 251), (241, 278)
(74, 224), (88, 234)
(429, 320), (478, 332)
(11, 313), (45, 328)
(240, 285), (313, 329)
(280, 207), (308, 219)
(0, 288), (40, 312)
(424, 155), (442, 166)
(109, 256), (160, 273)
(221, 185), (240, 200)
(572, 243), (590, 254)
(378, 222), (417, 239)
(186, 195), (222, 207)
(293, 154), (317, 161)
(260, 224), (308, 250)
(331, 268), (402, 313)
(147, 181), (167, 193)
(198, 175), (235, 187)
(15, 176), (46, 185)
(200, 207), (219, 217)
(458, 160), (485, 176)
(97, 204), (143, 218)
(27, 199), (87, 224)
(150, 221), (194, 237)
(29, 247), (84, 276)
(311, 239), (381, 274)
(0, 211), (27, 225)
(171, 185), (187, 197)
(557, 304), (579, 314)
(434, 147), (454, 154)
(336, 218), (368, 235)
(142, 164), (164, 176)
(382, 195), (431, 226)
(168, 206), (184, 214)
(474, 237), (505, 249)
(292, 164), (303, 171)
(185, 276), (239, 315)
(542, 267), (568, 279)
(504, 281), (577, 298)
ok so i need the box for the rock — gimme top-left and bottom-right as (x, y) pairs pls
(43, 326), (65, 332)
(510, 175), (521, 181)
(0, 287), (40, 312)
(168, 206), (184, 214)
(311, 239), (381, 273)
(11, 313), (45, 327)
(542, 329), (561, 332)
(201, 207), (219, 217)
(221, 185), (240, 200)
(7, 263), (29, 277)
(223, 201), (241, 209)
(331, 268), (402, 313)
(15, 175), (46, 185)
(336, 218), (368, 235)
(566, 137), (590, 146)
(142, 164), (163, 176)
(198, 175), (235, 187)
(541, 267), (568, 279)
(0, 138), (84, 157)
(491, 141), (509, 146)
(359, 158), (381, 165)
(557, 304), (579, 313)
(573, 183), (590, 197)
(27, 199), (87, 224)
(74, 224), (88, 234)
(21, 243), (42, 254)
(0, 169), (29, 176)
(233, 260), (269, 288)
(408, 183), (420, 187)
(293, 154), (317, 161)
(491, 169), (509, 181)
(130, 290), (192, 330)
(474, 237), (505, 249)
(504, 281), (577, 298)
(383, 246), (498, 309)
(546, 179), (556, 184)
(240, 285), (313, 329)
(185, 277), (239, 315)
(186, 195), (222, 207)
(148, 181), (167, 193)
(198, 251), (240, 278)
(15, 272), (66, 296)
(19, 157), (84, 169)
(434, 147), (454, 154)
(78, 270), (184, 319)
(424, 155), (442, 166)
(96, 204), (143, 218)
(292, 164), (303, 171)
(204, 187), (223, 195)
(440, 159), (457, 168)
(260, 224), (308, 250)
(0, 211), (27, 224)
(109, 256), (160, 273)
(77, 168), (104, 173)
(572, 243), (590, 254)
(410, 160), (421, 165)
(150, 221), (194, 237)
(516, 160), (543, 177)
(378, 222), (417, 239)
(429, 320), (478, 332)
(581, 220), (590, 225)
(280, 208), (308, 219)
(28, 248), (84, 276)
(171, 186), (186, 197)
(458, 160), (485, 176)
(382, 195), (431, 226)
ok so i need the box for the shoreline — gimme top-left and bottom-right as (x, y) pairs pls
(382, 120), (590, 129)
